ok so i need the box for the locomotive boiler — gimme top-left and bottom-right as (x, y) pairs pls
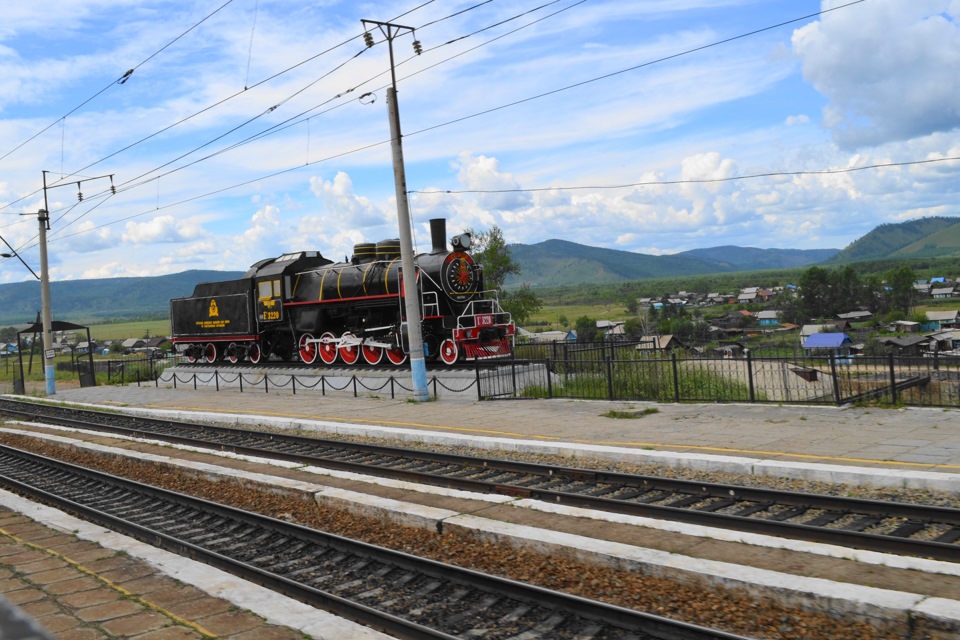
(170, 218), (515, 366)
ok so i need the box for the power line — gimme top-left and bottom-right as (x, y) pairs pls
(24, 1), (882, 250)
(408, 157), (960, 195)
(8, 0), (469, 233)
(0, 0), (238, 166)
(51, 0), (557, 222)
(404, 0), (869, 139)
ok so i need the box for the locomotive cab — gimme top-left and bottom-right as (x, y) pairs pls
(249, 251), (331, 326)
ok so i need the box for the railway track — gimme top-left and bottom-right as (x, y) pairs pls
(0, 398), (958, 562)
(0, 443), (747, 640)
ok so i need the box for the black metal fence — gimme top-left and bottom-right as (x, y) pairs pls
(57, 355), (172, 384)
(113, 341), (960, 408)
(482, 341), (960, 407)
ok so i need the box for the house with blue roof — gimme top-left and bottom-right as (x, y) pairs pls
(802, 332), (853, 356)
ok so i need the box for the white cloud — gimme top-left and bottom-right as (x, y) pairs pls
(121, 215), (207, 244)
(454, 153), (532, 212)
(793, 0), (960, 148)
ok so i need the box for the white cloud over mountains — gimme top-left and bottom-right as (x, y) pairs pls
(0, 0), (958, 284)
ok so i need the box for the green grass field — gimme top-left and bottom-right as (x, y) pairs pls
(87, 319), (171, 341)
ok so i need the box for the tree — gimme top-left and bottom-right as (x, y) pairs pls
(502, 283), (542, 325)
(799, 266), (832, 320)
(466, 226), (520, 290)
(574, 315), (600, 342)
(884, 264), (916, 315)
(467, 225), (543, 325)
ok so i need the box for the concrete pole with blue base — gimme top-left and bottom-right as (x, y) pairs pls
(387, 86), (429, 402)
(37, 207), (56, 396)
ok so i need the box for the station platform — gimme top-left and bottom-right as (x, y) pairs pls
(50, 381), (960, 482)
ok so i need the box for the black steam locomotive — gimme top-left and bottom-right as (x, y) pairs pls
(170, 218), (515, 366)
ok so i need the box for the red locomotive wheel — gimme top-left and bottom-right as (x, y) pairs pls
(339, 332), (360, 365)
(186, 345), (197, 364)
(247, 343), (261, 364)
(362, 344), (383, 365)
(204, 343), (218, 363)
(298, 333), (318, 365)
(439, 339), (459, 366)
(227, 343), (239, 364)
(318, 332), (338, 365)
(385, 346), (407, 365)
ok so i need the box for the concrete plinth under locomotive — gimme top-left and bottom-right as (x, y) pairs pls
(170, 218), (515, 367)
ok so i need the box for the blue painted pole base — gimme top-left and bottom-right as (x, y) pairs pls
(44, 365), (56, 396)
(409, 356), (428, 402)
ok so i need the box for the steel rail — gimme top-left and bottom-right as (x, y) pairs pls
(0, 443), (747, 640)
(1, 398), (957, 562)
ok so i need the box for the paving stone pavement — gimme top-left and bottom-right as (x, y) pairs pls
(0, 508), (306, 639)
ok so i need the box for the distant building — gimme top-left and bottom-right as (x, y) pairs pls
(756, 310), (780, 326)
(802, 332), (853, 356)
(635, 335), (684, 352)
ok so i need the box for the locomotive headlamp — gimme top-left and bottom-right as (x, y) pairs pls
(451, 233), (472, 250)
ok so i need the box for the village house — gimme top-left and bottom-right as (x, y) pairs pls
(635, 335), (684, 353)
(876, 335), (930, 357)
(802, 332), (853, 356)
(924, 310), (959, 331)
(596, 320), (626, 339)
(756, 310), (780, 326)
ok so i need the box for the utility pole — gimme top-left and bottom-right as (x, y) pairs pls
(39, 170), (115, 396)
(361, 19), (429, 402)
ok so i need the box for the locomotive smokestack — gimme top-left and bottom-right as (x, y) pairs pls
(429, 218), (447, 254)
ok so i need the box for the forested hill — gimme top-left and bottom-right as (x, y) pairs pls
(0, 270), (243, 326)
(825, 216), (960, 263)
(2, 215), (959, 325)
(504, 240), (838, 287)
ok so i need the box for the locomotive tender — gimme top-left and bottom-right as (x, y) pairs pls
(170, 218), (515, 367)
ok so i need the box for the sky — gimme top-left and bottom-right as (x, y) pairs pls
(0, 0), (959, 284)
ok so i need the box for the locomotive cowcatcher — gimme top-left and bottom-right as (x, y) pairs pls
(170, 218), (515, 366)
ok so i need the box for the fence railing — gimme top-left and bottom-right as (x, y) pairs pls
(480, 347), (960, 407)
(121, 346), (960, 408)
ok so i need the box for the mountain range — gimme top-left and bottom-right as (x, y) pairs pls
(0, 215), (957, 325)
(503, 241), (838, 287)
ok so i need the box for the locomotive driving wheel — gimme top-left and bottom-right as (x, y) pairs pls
(298, 333), (317, 365)
(247, 343), (261, 364)
(385, 345), (407, 365)
(339, 332), (360, 365)
(318, 332), (338, 365)
(227, 343), (239, 364)
(362, 344), (383, 365)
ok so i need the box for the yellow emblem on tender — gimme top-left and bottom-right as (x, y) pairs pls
(209, 300), (219, 317)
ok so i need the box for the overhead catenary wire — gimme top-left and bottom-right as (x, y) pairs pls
(44, 0), (546, 238)
(86, 0), (874, 207)
(71, 0), (591, 202)
(407, 156), (960, 194)
(0, 0), (238, 168)
(7, 0), (891, 256)
(8, 0), (483, 239)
